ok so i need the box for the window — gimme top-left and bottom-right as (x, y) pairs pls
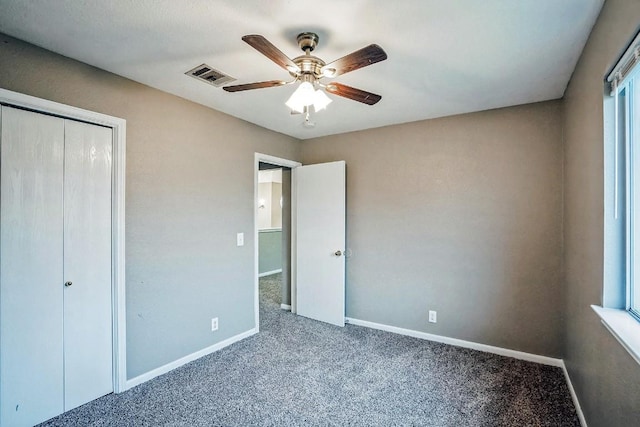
(610, 44), (640, 320)
(632, 74), (640, 319)
(594, 32), (640, 366)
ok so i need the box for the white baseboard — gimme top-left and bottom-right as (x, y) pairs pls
(280, 304), (291, 311)
(344, 317), (563, 367)
(561, 361), (588, 426)
(123, 328), (258, 391)
(258, 269), (282, 277)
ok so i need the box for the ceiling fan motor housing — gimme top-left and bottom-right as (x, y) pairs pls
(297, 32), (319, 52)
(290, 32), (325, 79)
(291, 55), (325, 78)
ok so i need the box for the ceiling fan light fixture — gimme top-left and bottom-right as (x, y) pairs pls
(313, 89), (332, 112)
(286, 81), (332, 113)
(322, 68), (337, 78)
(285, 81), (314, 113)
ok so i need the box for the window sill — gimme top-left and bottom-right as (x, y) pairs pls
(592, 305), (640, 365)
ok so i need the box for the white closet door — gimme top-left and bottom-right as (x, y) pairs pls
(0, 106), (65, 427)
(63, 119), (114, 410)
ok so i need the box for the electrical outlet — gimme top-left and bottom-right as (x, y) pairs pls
(211, 317), (219, 331)
(428, 310), (437, 323)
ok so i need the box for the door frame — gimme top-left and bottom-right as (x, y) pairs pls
(254, 153), (301, 331)
(0, 88), (127, 393)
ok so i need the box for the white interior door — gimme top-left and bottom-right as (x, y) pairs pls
(295, 161), (346, 326)
(63, 120), (114, 410)
(0, 106), (65, 427)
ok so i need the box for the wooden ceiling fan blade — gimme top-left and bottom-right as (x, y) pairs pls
(321, 44), (387, 78)
(242, 35), (301, 73)
(223, 80), (288, 92)
(325, 83), (382, 105)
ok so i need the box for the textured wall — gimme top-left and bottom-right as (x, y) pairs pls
(281, 169), (292, 306)
(271, 182), (282, 228)
(258, 230), (283, 274)
(301, 101), (564, 357)
(563, 0), (640, 425)
(257, 182), (273, 229)
(0, 33), (300, 378)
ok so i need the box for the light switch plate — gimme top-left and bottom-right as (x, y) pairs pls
(428, 310), (437, 323)
(237, 232), (244, 246)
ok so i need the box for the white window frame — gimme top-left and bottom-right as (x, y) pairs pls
(627, 76), (640, 321)
(595, 32), (640, 366)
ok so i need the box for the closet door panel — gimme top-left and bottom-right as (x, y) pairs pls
(0, 106), (65, 426)
(63, 120), (114, 410)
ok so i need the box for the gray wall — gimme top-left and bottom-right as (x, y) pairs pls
(301, 101), (564, 357)
(281, 169), (292, 306)
(563, 0), (640, 425)
(0, 33), (300, 378)
(258, 230), (282, 275)
(271, 182), (282, 227)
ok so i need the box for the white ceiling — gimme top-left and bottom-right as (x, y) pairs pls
(0, 0), (603, 140)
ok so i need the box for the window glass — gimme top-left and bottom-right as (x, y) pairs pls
(623, 71), (640, 319)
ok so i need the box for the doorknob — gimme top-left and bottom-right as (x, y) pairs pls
(64, 281), (73, 287)
(334, 250), (342, 256)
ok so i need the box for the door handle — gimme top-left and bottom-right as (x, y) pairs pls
(64, 281), (73, 287)
(334, 250), (342, 256)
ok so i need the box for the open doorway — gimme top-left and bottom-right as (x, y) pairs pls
(254, 154), (301, 331)
(254, 154), (347, 330)
(258, 164), (287, 315)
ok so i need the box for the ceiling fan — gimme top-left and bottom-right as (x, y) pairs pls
(223, 32), (387, 122)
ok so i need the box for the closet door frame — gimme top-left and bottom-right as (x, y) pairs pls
(0, 88), (128, 393)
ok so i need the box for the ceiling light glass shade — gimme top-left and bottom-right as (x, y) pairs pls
(286, 82), (333, 113)
(313, 89), (332, 112)
(286, 82), (315, 113)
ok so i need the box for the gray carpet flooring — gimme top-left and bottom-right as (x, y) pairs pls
(40, 273), (580, 426)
